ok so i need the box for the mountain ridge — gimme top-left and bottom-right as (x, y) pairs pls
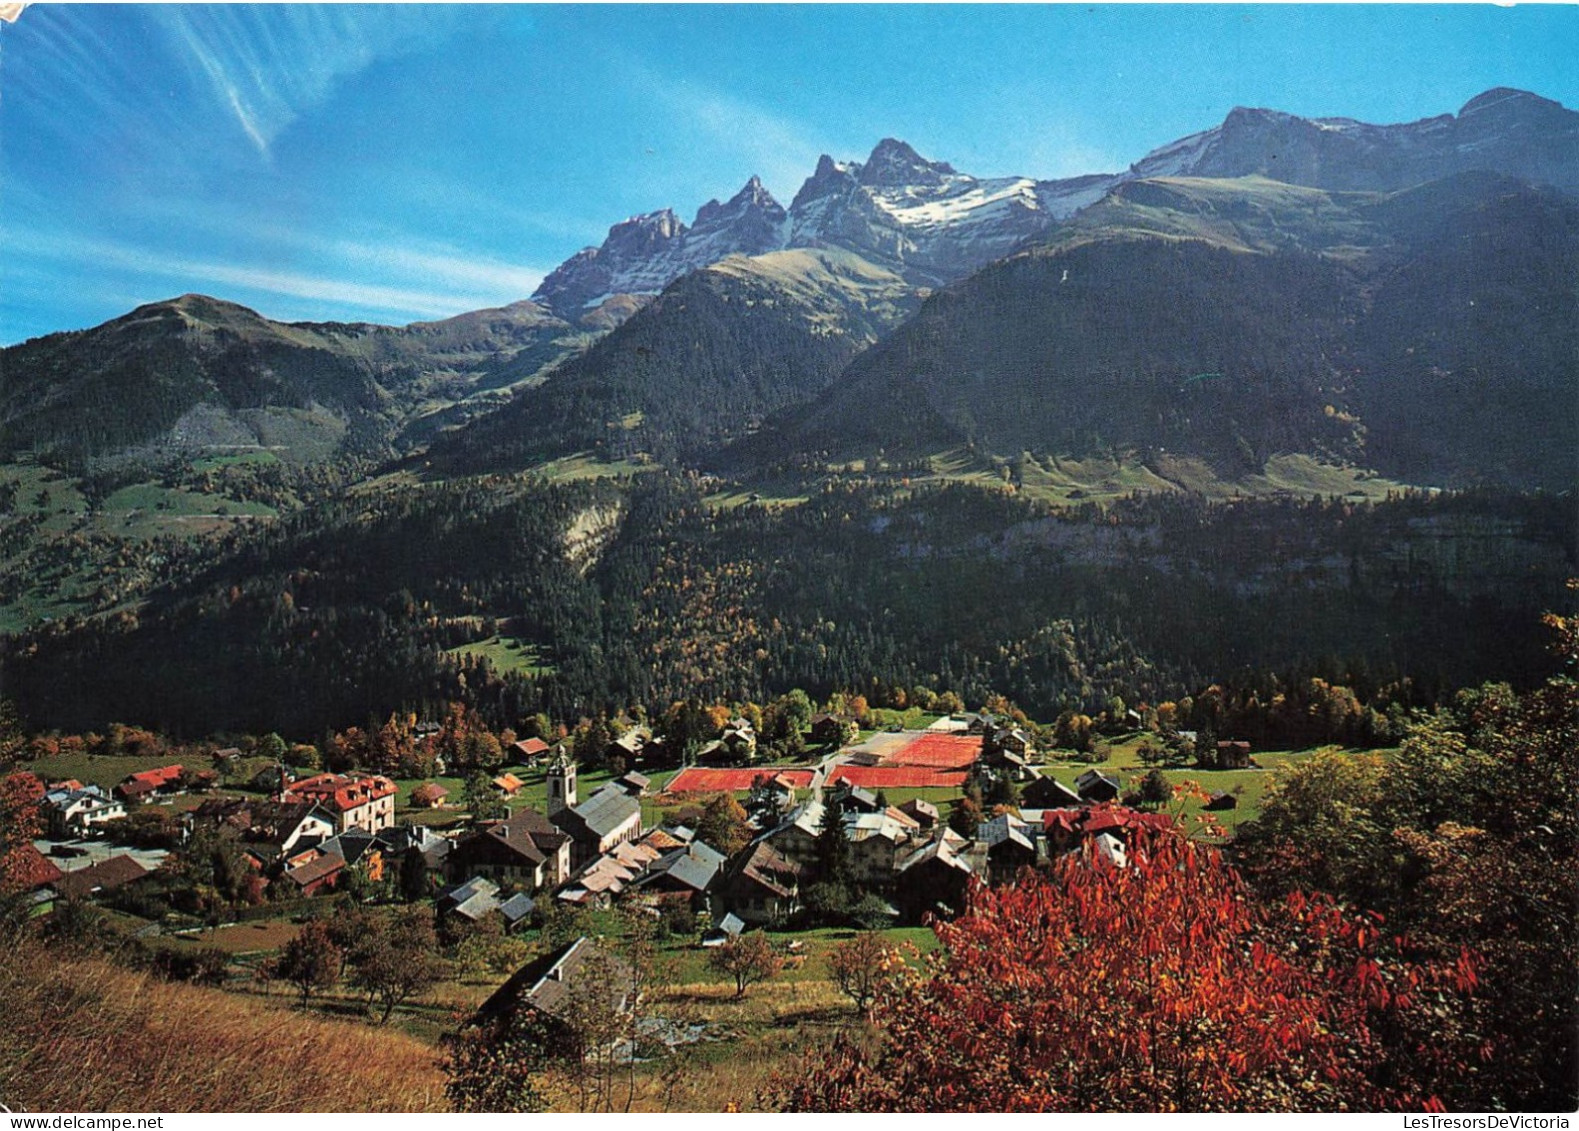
(529, 87), (1579, 319)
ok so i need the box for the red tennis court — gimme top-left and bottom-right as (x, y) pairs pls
(829, 765), (969, 790)
(664, 767), (815, 794)
(882, 732), (981, 769)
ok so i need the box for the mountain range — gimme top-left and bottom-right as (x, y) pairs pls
(3, 86), (1575, 489)
(528, 87), (1579, 319)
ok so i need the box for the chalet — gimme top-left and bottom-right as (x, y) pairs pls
(438, 876), (503, 924)
(893, 831), (975, 921)
(976, 813), (1037, 884)
(809, 714), (855, 748)
(492, 772), (525, 798)
(761, 800), (824, 871)
(557, 840), (662, 906)
(1075, 769), (1121, 803)
(282, 850), (345, 896)
(14, 845), (64, 914)
(897, 798), (940, 829)
(552, 784), (642, 870)
(721, 718), (757, 761)
(1215, 741), (1252, 770)
(411, 783), (450, 808)
(1041, 806), (1175, 857)
(1021, 774), (1083, 810)
(114, 765), (184, 802)
(747, 774), (798, 822)
(607, 726), (655, 766)
(42, 784), (125, 838)
(614, 770), (651, 797)
(189, 797), (336, 870)
(829, 783), (882, 815)
(987, 725), (1034, 760)
(281, 772), (397, 834)
(1204, 791), (1238, 811)
(52, 854), (151, 902)
(844, 810), (919, 887)
(701, 911), (746, 948)
(499, 892), (537, 932)
(716, 840), (801, 925)
(640, 840), (726, 902)
(511, 737), (551, 764)
(472, 937), (635, 1048)
(448, 806), (571, 890)
(319, 831), (387, 882)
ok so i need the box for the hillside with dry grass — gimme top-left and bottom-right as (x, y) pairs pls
(0, 942), (447, 1113)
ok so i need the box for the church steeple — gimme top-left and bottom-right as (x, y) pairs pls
(547, 745), (577, 818)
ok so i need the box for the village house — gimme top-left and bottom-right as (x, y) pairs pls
(1075, 768), (1122, 803)
(442, 875), (542, 931)
(114, 765), (185, 803)
(282, 849), (345, 896)
(761, 800), (824, 872)
(448, 806), (572, 891)
(470, 937), (636, 1052)
(492, 772), (526, 798)
(638, 838), (727, 905)
(607, 725), (655, 766)
(716, 840), (802, 925)
(897, 797), (940, 829)
(1214, 740), (1252, 770)
(280, 772), (397, 834)
(1041, 806), (1175, 858)
(14, 846), (64, 917)
(809, 713), (856, 748)
(893, 829), (975, 921)
(844, 809), (921, 887)
(188, 797), (337, 873)
(511, 737), (551, 764)
(51, 854), (152, 903)
(438, 876), (504, 926)
(42, 784), (125, 838)
(721, 718), (757, 760)
(975, 812), (1038, 884)
(1020, 774), (1083, 809)
(614, 770), (651, 797)
(556, 840), (663, 907)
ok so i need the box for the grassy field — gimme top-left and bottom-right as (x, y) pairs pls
(442, 635), (555, 677)
(1, 942), (448, 1112)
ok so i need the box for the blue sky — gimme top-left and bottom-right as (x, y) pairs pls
(2, 4), (1575, 343)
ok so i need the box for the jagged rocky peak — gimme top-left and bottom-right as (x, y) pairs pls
(790, 154), (862, 211)
(858, 137), (958, 188)
(602, 208), (687, 256)
(693, 175), (786, 229)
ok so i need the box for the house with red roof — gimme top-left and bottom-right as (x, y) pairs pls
(280, 772), (396, 833)
(114, 765), (185, 802)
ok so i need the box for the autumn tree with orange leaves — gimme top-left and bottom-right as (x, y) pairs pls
(773, 828), (1480, 1112)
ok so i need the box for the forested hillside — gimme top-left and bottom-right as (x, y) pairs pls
(4, 473), (1570, 741)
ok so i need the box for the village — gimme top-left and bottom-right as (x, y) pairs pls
(16, 709), (1261, 925)
(5, 701), (1279, 1095)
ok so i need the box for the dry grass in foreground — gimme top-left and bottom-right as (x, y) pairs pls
(0, 942), (448, 1112)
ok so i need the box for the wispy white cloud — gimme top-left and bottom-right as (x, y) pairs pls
(151, 6), (455, 159)
(1, 225), (545, 324)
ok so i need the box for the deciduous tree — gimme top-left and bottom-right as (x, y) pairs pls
(828, 931), (897, 1016)
(775, 830), (1477, 1111)
(708, 931), (783, 999)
